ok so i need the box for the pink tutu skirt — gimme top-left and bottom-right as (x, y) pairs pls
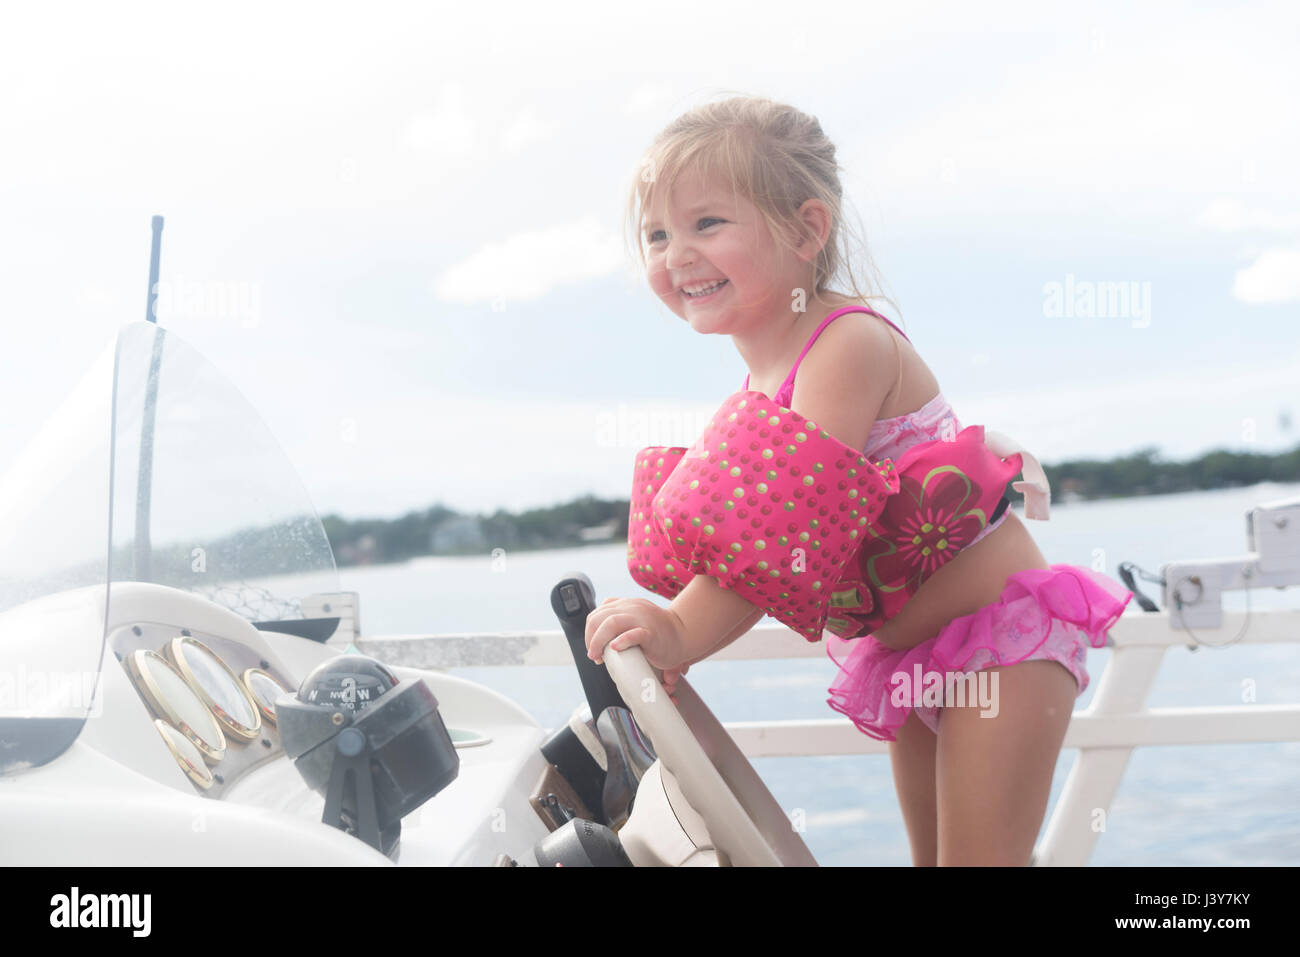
(825, 564), (1133, 742)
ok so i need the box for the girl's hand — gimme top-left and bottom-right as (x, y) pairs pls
(660, 663), (689, 704)
(585, 597), (687, 673)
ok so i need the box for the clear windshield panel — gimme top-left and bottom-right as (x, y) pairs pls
(0, 336), (115, 740)
(0, 343), (115, 617)
(107, 321), (339, 623)
(0, 320), (339, 771)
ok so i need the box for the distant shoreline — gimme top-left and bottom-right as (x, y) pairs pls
(322, 444), (1300, 568)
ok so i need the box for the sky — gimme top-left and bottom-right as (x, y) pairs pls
(1, 0), (1297, 524)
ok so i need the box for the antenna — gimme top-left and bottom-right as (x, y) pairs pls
(145, 215), (163, 323)
(133, 215), (165, 581)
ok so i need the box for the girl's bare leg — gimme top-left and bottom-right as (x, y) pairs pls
(935, 660), (1076, 866)
(888, 708), (939, 866)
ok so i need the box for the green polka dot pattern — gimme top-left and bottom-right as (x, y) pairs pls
(626, 391), (900, 641)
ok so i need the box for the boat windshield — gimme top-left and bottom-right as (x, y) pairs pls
(0, 321), (339, 770)
(104, 321), (339, 624)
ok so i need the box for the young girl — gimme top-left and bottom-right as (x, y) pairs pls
(584, 95), (1132, 866)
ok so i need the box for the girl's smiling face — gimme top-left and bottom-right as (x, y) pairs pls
(642, 169), (793, 333)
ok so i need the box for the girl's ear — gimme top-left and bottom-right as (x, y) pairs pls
(794, 199), (832, 261)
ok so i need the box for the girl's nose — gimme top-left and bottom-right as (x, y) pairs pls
(665, 239), (696, 271)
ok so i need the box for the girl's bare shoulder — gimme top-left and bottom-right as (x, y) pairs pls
(788, 310), (900, 450)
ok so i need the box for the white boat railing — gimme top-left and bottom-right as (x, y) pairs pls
(355, 608), (1300, 866)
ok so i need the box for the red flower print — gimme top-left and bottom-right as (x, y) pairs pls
(861, 464), (991, 594)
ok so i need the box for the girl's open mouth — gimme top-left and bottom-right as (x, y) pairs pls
(682, 279), (728, 302)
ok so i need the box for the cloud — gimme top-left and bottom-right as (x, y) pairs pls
(1233, 247), (1300, 304)
(498, 107), (550, 152)
(75, 285), (120, 308)
(1198, 200), (1300, 232)
(400, 83), (475, 157)
(286, 389), (724, 516)
(960, 348), (1300, 464)
(433, 217), (625, 303)
(1197, 203), (1300, 305)
(622, 82), (676, 115)
(851, 10), (1299, 213)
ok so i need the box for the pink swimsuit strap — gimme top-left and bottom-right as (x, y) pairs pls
(743, 306), (909, 404)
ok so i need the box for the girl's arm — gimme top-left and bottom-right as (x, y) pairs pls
(668, 573), (765, 665)
(692, 605), (766, 664)
(660, 578), (764, 700)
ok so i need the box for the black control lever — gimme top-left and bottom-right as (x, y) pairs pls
(541, 573), (632, 824)
(549, 573), (628, 718)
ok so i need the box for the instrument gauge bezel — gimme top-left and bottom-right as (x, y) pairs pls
(125, 649), (227, 763)
(151, 718), (214, 789)
(165, 636), (263, 743)
(241, 667), (289, 727)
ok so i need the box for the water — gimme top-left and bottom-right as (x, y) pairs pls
(339, 482), (1300, 866)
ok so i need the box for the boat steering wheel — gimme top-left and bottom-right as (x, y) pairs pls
(602, 644), (818, 867)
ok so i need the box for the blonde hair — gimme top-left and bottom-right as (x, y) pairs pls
(624, 93), (899, 323)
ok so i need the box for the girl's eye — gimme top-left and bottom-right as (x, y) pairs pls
(646, 218), (724, 244)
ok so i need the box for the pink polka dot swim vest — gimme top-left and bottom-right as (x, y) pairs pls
(626, 307), (1025, 641)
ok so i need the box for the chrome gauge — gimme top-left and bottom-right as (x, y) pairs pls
(152, 719), (213, 789)
(125, 649), (226, 762)
(165, 637), (261, 742)
(242, 668), (289, 726)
